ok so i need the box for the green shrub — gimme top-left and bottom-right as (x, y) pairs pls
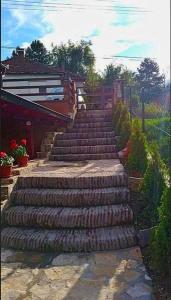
(112, 101), (131, 150)
(126, 119), (148, 176)
(112, 101), (123, 127)
(150, 186), (171, 274)
(145, 117), (171, 166)
(139, 143), (166, 227)
(145, 102), (168, 118)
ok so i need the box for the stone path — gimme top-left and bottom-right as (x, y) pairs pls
(1, 159), (136, 252)
(1, 246), (155, 300)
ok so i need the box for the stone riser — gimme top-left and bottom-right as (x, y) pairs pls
(67, 127), (113, 133)
(2, 205), (133, 229)
(73, 122), (112, 129)
(75, 117), (112, 123)
(41, 144), (52, 152)
(49, 152), (118, 161)
(36, 152), (48, 159)
(11, 187), (130, 207)
(54, 137), (116, 147)
(55, 131), (115, 140)
(1, 226), (136, 252)
(76, 110), (112, 118)
(17, 173), (127, 189)
(51, 145), (116, 155)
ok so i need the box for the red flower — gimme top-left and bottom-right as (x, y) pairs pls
(10, 139), (16, 144)
(10, 139), (18, 150)
(0, 152), (6, 158)
(21, 139), (27, 146)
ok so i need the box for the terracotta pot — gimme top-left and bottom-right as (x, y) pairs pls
(0, 165), (12, 178)
(128, 176), (144, 192)
(17, 155), (29, 167)
(131, 170), (142, 178)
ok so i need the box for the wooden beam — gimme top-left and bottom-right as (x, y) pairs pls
(3, 76), (63, 82)
(3, 85), (63, 89)
(17, 92), (65, 96)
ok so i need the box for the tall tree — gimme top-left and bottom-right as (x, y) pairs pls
(25, 40), (49, 64)
(136, 58), (165, 100)
(121, 68), (136, 85)
(103, 64), (123, 85)
(11, 46), (21, 58)
(84, 66), (102, 105)
(49, 40), (95, 75)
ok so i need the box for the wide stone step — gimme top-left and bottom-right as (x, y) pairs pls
(51, 145), (116, 155)
(11, 187), (130, 207)
(67, 126), (113, 133)
(55, 131), (115, 140)
(17, 172), (127, 189)
(54, 137), (115, 147)
(1, 226), (136, 252)
(76, 110), (112, 118)
(75, 116), (112, 123)
(49, 152), (118, 161)
(73, 122), (112, 129)
(2, 204), (133, 229)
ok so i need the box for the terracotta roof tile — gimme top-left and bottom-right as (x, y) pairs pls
(1, 56), (64, 75)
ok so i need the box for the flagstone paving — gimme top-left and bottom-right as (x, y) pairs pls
(1, 246), (155, 300)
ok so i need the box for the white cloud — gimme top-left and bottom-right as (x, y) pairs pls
(9, 0), (170, 78)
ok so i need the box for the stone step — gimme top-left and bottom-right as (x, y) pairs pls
(11, 187), (130, 207)
(75, 116), (112, 123)
(55, 131), (115, 140)
(44, 132), (58, 138)
(41, 144), (52, 152)
(1, 225), (136, 252)
(17, 172), (127, 189)
(51, 145), (116, 155)
(54, 137), (115, 147)
(67, 126), (113, 133)
(76, 110), (112, 119)
(49, 152), (118, 161)
(36, 152), (49, 159)
(2, 204), (133, 229)
(73, 122), (112, 129)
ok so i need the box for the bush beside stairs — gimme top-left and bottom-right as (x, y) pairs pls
(1, 109), (137, 252)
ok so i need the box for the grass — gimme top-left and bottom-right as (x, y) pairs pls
(144, 117), (171, 167)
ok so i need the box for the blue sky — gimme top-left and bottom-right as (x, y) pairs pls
(1, 0), (170, 78)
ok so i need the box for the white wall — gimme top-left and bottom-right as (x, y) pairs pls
(2, 74), (62, 102)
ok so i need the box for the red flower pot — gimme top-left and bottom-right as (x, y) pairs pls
(131, 170), (142, 178)
(0, 165), (12, 178)
(17, 155), (29, 167)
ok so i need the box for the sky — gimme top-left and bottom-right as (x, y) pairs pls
(1, 0), (170, 79)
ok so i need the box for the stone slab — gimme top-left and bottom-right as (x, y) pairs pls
(1, 246), (155, 300)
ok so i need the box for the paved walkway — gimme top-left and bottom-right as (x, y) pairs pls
(1, 247), (154, 300)
(23, 159), (125, 178)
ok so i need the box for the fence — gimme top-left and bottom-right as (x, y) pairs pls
(124, 85), (171, 168)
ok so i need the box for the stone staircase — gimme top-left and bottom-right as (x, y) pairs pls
(1, 109), (137, 252)
(49, 110), (118, 161)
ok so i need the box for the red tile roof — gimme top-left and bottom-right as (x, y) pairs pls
(1, 55), (86, 82)
(2, 55), (64, 75)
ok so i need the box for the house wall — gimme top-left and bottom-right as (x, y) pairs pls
(2, 74), (78, 116)
(2, 74), (63, 102)
(1, 113), (67, 159)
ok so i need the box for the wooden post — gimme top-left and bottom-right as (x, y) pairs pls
(25, 121), (34, 159)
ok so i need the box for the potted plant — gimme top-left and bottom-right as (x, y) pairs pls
(10, 139), (29, 167)
(0, 152), (14, 178)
